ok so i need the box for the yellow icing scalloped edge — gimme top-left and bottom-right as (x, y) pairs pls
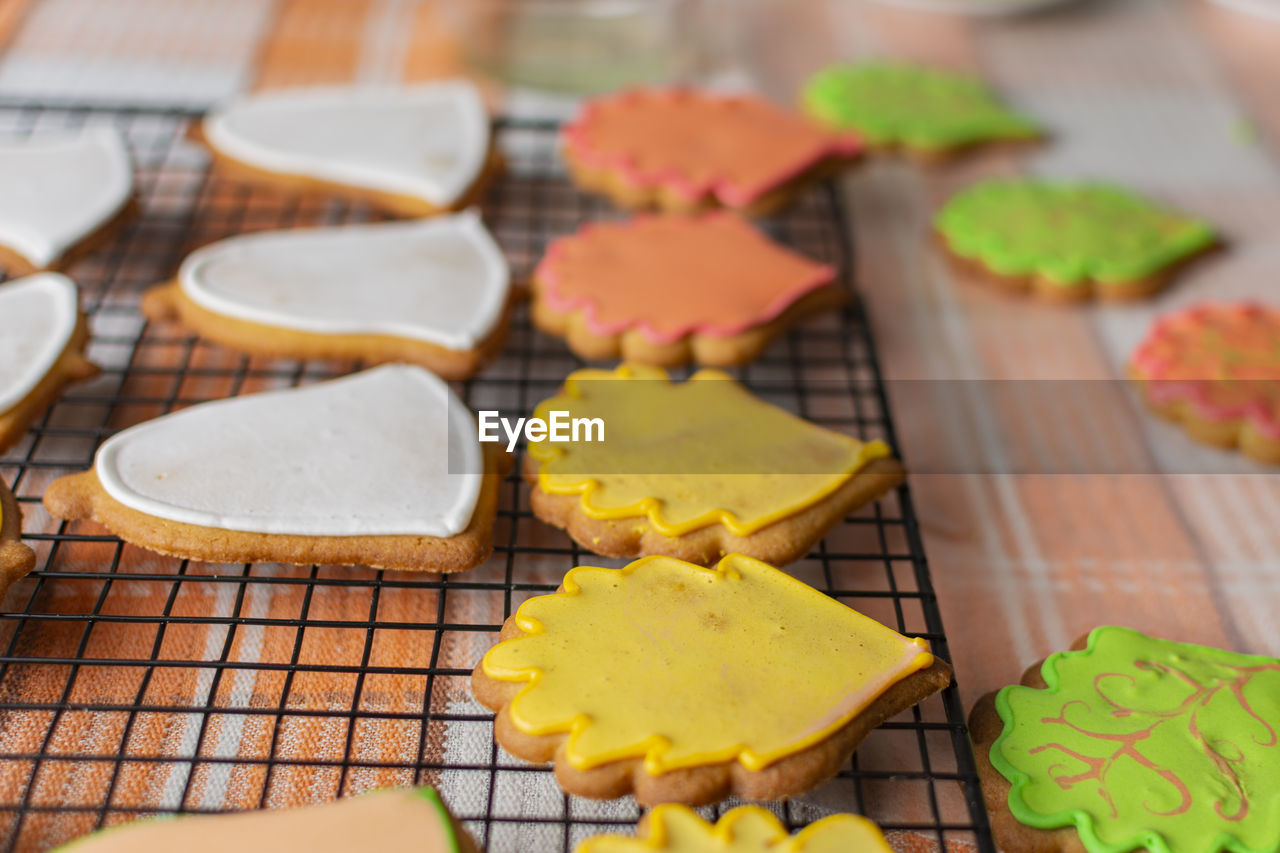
(528, 365), (892, 537)
(575, 804), (896, 853)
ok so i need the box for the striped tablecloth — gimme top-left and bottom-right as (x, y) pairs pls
(0, 0), (1278, 848)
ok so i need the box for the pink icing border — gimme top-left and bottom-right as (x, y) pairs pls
(534, 212), (837, 346)
(562, 88), (863, 208)
(1132, 302), (1280, 440)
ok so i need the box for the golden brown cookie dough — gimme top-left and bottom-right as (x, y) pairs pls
(0, 479), (36, 603)
(473, 554), (952, 806)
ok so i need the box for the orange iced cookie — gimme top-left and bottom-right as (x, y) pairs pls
(563, 89), (862, 215)
(576, 804), (895, 853)
(472, 554), (951, 806)
(532, 212), (843, 366)
(1129, 303), (1280, 464)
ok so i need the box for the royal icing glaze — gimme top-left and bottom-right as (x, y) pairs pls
(528, 365), (891, 537)
(94, 365), (482, 537)
(0, 127), (132, 268)
(0, 273), (81, 414)
(1131, 303), (1280, 441)
(935, 180), (1217, 287)
(482, 554), (935, 774)
(576, 804), (894, 853)
(203, 81), (490, 208)
(179, 210), (509, 350)
(563, 89), (861, 207)
(55, 786), (462, 853)
(536, 212), (835, 344)
(803, 63), (1040, 151)
(991, 626), (1280, 853)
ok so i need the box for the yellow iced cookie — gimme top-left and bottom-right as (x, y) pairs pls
(577, 804), (894, 853)
(525, 365), (903, 566)
(472, 554), (951, 805)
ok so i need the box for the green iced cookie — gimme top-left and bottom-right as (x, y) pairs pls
(802, 63), (1040, 154)
(991, 626), (1280, 853)
(935, 179), (1217, 289)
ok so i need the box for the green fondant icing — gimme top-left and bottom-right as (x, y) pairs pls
(990, 626), (1280, 853)
(417, 786), (461, 853)
(802, 63), (1040, 151)
(935, 180), (1217, 287)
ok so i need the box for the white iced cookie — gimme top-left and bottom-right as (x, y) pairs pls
(43, 365), (506, 572)
(0, 273), (99, 454)
(0, 128), (133, 272)
(142, 210), (512, 378)
(202, 81), (494, 216)
(51, 786), (480, 853)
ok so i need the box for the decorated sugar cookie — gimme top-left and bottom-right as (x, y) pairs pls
(0, 479), (35, 604)
(142, 211), (512, 378)
(473, 554), (951, 806)
(201, 81), (495, 217)
(0, 273), (100, 454)
(803, 63), (1041, 161)
(576, 804), (894, 853)
(0, 127), (134, 273)
(52, 786), (479, 852)
(532, 212), (843, 366)
(43, 365), (505, 572)
(524, 365), (903, 566)
(1129, 303), (1280, 464)
(935, 180), (1217, 301)
(970, 627), (1280, 853)
(562, 88), (862, 214)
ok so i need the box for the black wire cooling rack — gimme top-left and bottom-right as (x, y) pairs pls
(0, 102), (995, 853)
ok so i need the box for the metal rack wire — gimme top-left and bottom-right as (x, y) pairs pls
(0, 103), (995, 853)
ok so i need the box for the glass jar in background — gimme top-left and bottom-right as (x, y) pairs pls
(440, 0), (702, 95)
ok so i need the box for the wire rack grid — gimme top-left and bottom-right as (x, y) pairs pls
(0, 102), (994, 853)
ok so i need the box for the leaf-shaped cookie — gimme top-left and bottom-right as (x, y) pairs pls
(1129, 303), (1280, 464)
(576, 804), (894, 853)
(532, 212), (842, 366)
(935, 179), (1217, 301)
(473, 554), (952, 805)
(562, 88), (861, 215)
(524, 365), (903, 566)
(50, 786), (478, 852)
(971, 627), (1280, 853)
(803, 63), (1041, 159)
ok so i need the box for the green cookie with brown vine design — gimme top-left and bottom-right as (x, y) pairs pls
(802, 63), (1041, 159)
(935, 179), (1217, 301)
(972, 626), (1280, 853)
